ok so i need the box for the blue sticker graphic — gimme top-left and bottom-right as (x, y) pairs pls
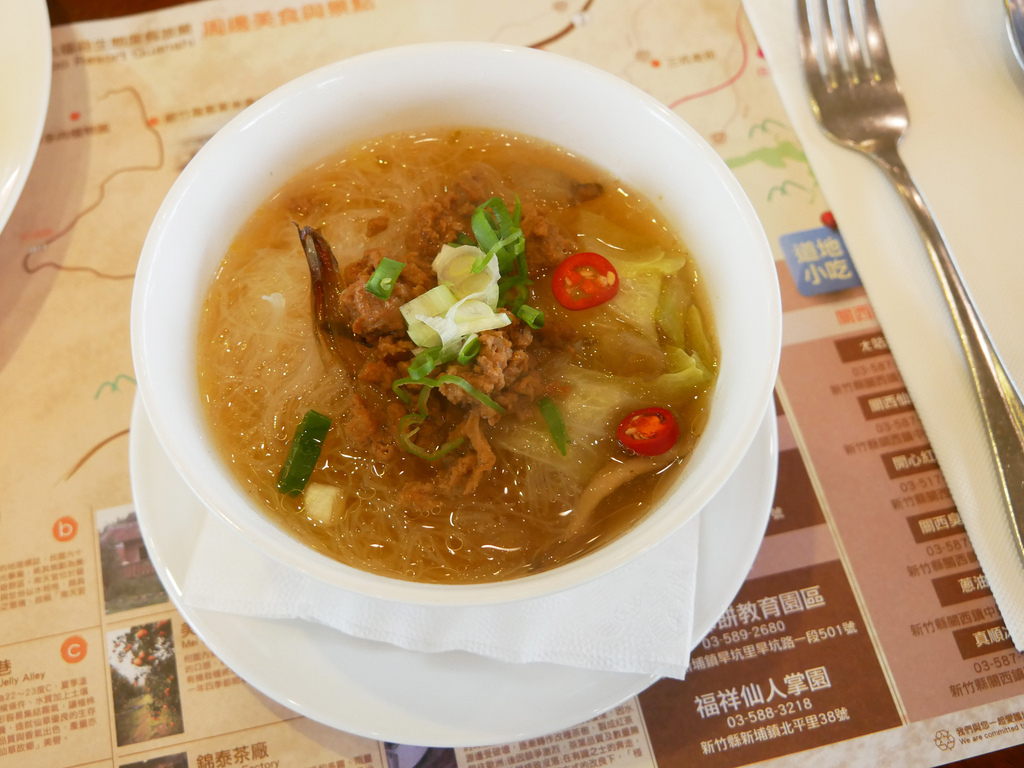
(778, 226), (861, 297)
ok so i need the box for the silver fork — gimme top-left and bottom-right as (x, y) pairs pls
(797, 0), (1024, 564)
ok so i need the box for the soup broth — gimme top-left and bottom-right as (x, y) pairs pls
(197, 128), (717, 584)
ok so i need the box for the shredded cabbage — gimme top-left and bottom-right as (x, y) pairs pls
(570, 211), (691, 343)
(492, 366), (645, 481)
(605, 267), (663, 340)
(646, 345), (712, 397)
(574, 209), (652, 254)
(685, 304), (714, 366)
(656, 271), (691, 347)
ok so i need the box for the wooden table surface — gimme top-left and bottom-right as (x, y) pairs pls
(38, 1), (1024, 766)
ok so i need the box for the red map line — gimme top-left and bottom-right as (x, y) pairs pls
(64, 428), (130, 481)
(667, 5), (749, 109)
(530, 0), (595, 49)
(23, 86), (164, 281)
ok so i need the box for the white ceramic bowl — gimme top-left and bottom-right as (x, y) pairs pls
(131, 42), (781, 606)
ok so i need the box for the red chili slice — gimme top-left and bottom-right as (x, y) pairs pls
(551, 252), (619, 310)
(616, 407), (679, 456)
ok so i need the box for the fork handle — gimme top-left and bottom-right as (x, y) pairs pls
(872, 144), (1024, 565)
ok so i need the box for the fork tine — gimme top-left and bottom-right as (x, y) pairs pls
(816, 0), (843, 88)
(797, 0), (839, 92)
(837, 0), (870, 83)
(863, 0), (895, 80)
(796, 0), (825, 91)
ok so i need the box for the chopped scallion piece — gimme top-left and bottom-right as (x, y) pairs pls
(511, 248), (530, 310)
(457, 334), (481, 365)
(408, 347), (441, 381)
(276, 409), (333, 496)
(397, 412), (465, 460)
(395, 385), (464, 460)
(471, 199), (502, 253)
(537, 396), (568, 456)
(436, 374), (506, 413)
(470, 196), (525, 275)
(394, 373), (504, 414)
(517, 305), (544, 329)
(392, 376), (440, 406)
(365, 257), (405, 299)
(498, 273), (530, 307)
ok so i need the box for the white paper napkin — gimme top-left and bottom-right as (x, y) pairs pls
(182, 507), (700, 679)
(743, 0), (1024, 646)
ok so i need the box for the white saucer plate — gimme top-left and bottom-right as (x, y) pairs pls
(0, 0), (51, 235)
(130, 397), (778, 746)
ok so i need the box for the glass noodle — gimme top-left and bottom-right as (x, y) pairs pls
(196, 128), (718, 584)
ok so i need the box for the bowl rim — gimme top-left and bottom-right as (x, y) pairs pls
(131, 41), (782, 606)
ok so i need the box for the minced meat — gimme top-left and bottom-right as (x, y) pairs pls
(326, 178), (589, 491)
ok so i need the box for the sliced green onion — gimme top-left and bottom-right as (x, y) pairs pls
(515, 246), (528, 277)
(495, 231), (532, 312)
(392, 376), (440, 406)
(397, 412), (465, 460)
(436, 374), (506, 414)
(470, 196), (525, 275)
(516, 305), (545, 329)
(471, 231), (516, 274)
(396, 386), (464, 460)
(392, 372), (504, 460)
(365, 257), (405, 300)
(408, 347), (441, 381)
(469, 244), (497, 274)
(393, 374), (504, 414)
(511, 249), (532, 310)
(408, 337), (467, 381)
(537, 396), (568, 456)
(491, 194), (515, 232)
(415, 383), (434, 415)
(452, 232), (476, 246)
(276, 409), (333, 496)
(457, 334), (481, 365)
(471, 199), (501, 256)
(498, 273), (529, 304)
